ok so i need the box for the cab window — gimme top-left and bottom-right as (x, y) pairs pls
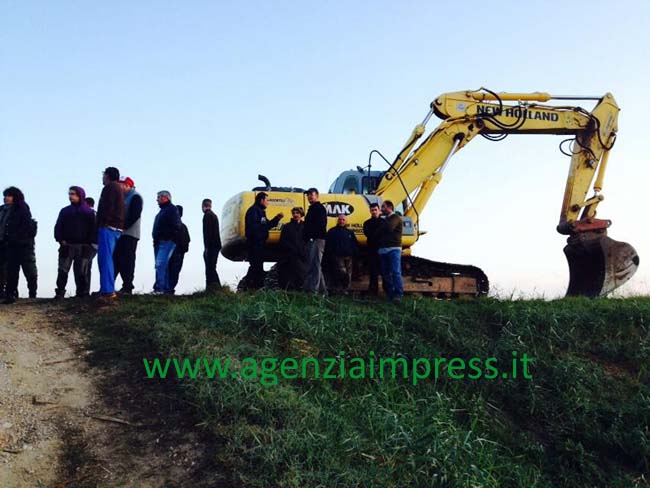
(342, 175), (360, 194)
(362, 176), (380, 194)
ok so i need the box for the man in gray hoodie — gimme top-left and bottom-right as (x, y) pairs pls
(113, 177), (142, 294)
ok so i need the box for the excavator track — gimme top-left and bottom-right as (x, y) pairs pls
(347, 255), (489, 298)
(400, 255), (489, 297)
(241, 255), (489, 298)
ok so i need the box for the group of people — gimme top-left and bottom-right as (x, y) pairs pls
(243, 188), (404, 301)
(1, 175), (405, 303)
(0, 166), (223, 304)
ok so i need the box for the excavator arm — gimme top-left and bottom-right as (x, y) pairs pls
(375, 88), (639, 297)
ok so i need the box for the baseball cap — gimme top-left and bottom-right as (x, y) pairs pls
(120, 177), (135, 187)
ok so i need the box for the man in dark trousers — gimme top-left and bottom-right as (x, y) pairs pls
(152, 191), (181, 294)
(113, 177), (142, 295)
(54, 186), (96, 298)
(83, 196), (97, 293)
(168, 205), (190, 294)
(363, 203), (382, 295)
(376, 200), (404, 302)
(244, 192), (283, 290)
(0, 200), (11, 300)
(324, 214), (357, 291)
(202, 198), (222, 290)
(278, 206), (307, 290)
(2, 186), (38, 304)
(303, 188), (327, 293)
(96, 166), (125, 299)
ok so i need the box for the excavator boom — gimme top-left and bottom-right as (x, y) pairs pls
(375, 88), (638, 296)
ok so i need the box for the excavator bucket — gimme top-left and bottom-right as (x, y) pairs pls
(564, 233), (639, 297)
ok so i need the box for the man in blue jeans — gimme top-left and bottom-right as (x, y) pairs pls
(152, 191), (181, 294)
(96, 167), (125, 300)
(376, 200), (403, 302)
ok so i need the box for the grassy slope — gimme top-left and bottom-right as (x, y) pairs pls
(78, 292), (650, 487)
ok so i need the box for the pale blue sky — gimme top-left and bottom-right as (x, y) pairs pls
(2, 0), (649, 297)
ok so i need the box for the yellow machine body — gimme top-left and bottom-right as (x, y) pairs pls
(221, 191), (417, 262)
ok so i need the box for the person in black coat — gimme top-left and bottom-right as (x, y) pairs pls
(0, 201), (10, 300)
(152, 191), (181, 294)
(324, 214), (358, 291)
(278, 207), (307, 290)
(168, 205), (190, 294)
(2, 186), (38, 303)
(363, 202), (383, 295)
(243, 192), (283, 289)
(202, 198), (222, 290)
(303, 188), (328, 293)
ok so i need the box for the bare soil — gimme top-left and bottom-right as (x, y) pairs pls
(0, 301), (224, 488)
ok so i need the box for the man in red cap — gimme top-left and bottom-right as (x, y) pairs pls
(113, 177), (143, 294)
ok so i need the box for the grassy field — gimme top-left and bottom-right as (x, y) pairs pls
(76, 291), (650, 487)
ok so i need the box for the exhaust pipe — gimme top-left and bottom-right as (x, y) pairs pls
(258, 174), (271, 190)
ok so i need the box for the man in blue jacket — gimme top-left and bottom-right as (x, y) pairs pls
(243, 192), (283, 289)
(152, 191), (181, 294)
(54, 186), (96, 298)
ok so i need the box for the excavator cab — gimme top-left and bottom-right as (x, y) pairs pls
(328, 170), (384, 195)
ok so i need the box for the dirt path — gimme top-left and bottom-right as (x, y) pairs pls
(0, 301), (221, 488)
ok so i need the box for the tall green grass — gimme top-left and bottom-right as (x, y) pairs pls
(78, 292), (650, 487)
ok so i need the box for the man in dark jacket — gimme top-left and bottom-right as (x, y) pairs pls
(376, 200), (403, 301)
(113, 177), (143, 295)
(303, 188), (328, 293)
(168, 205), (190, 294)
(2, 186), (38, 304)
(278, 207), (307, 290)
(325, 214), (358, 291)
(96, 166), (125, 299)
(244, 192), (283, 289)
(152, 191), (181, 294)
(363, 203), (382, 295)
(202, 198), (221, 290)
(54, 186), (96, 298)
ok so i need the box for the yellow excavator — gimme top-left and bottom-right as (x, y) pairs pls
(220, 88), (639, 297)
